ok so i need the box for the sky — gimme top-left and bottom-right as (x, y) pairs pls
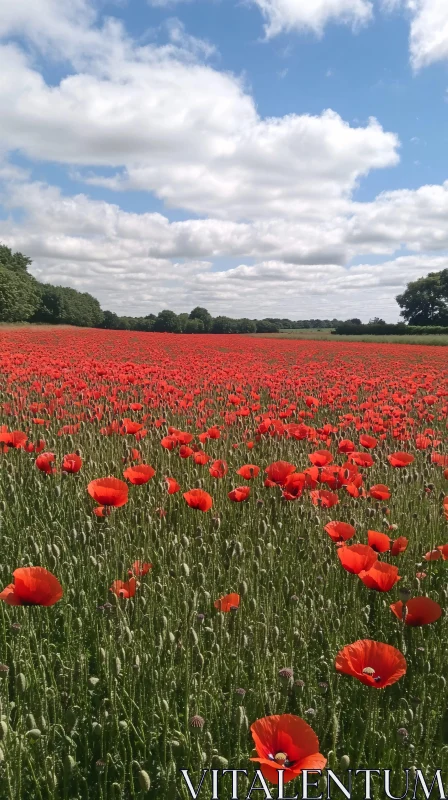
(0, 0), (448, 322)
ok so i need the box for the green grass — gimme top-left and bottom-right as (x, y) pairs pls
(251, 329), (448, 345)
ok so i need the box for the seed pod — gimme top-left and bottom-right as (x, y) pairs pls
(26, 728), (42, 740)
(26, 713), (36, 729)
(138, 771), (151, 791)
(212, 755), (229, 768)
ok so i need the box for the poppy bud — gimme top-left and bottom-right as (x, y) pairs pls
(398, 587), (412, 603)
(15, 673), (26, 695)
(138, 770), (151, 792)
(181, 563), (190, 578)
(212, 755), (229, 768)
(26, 713), (36, 729)
(0, 721), (7, 741)
(26, 728), (42, 740)
(340, 755), (350, 770)
(112, 657), (122, 677)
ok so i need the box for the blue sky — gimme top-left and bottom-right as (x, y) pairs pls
(1, 0), (448, 321)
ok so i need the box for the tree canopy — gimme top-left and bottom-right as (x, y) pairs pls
(396, 270), (448, 326)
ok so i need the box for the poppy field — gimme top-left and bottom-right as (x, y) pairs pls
(0, 327), (447, 799)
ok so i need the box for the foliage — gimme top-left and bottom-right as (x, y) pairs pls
(396, 270), (448, 326)
(153, 309), (182, 333)
(189, 306), (213, 332)
(0, 243), (32, 274)
(32, 284), (104, 327)
(0, 266), (41, 322)
(333, 322), (448, 336)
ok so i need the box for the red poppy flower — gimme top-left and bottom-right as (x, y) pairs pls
(390, 597), (442, 626)
(432, 453), (448, 467)
(423, 549), (443, 561)
(237, 464), (260, 480)
(193, 451), (210, 465)
(369, 484), (391, 501)
(93, 506), (111, 517)
(123, 464), (156, 485)
(161, 435), (177, 450)
(358, 562), (401, 592)
(338, 439), (355, 454)
(437, 544), (448, 560)
(179, 445), (194, 458)
(120, 418), (143, 435)
(209, 459), (228, 478)
(310, 490), (339, 508)
(367, 530), (391, 553)
(165, 476), (181, 494)
(87, 477), (129, 508)
(214, 593), (240, 612)
(110, 577), (137, 598)
(324, 521), (355, 543)
(281, 472), (306, 500)
(61, 453), (83, 474)
(129, 561), (152, 577)
(250, 714), (327, 786)
(36, 452), (57, 475)
(359, 435), (378, 449)
(183, 489), (213, 512)
(0, 567), (63, 606)
(335, 640), (406, 688)
(0, 430), (28, 450)
(391, 536), (408, 555)
(337, 544), (378, 574)
(349, 452), (374, 468)
(264, 461), (296, 487)
(308, 450), (333, 467)
(388, 452), (415, 468)
(228, 486), (251, 502)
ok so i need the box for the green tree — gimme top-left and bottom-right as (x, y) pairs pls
(184, 317), (204, 333)
(256, 319), (279, 333)
(189, 306), (213, 332)
(211, 316), (238, 333)
(177, 313), (190, 332)
(33, 284), (104, 327)
(0, 266), (40, 322)
(0, 243), (32, 274)
(235, 318), (256, 333)
(396, 270), (448, 325)
(153, 310), (181, 332)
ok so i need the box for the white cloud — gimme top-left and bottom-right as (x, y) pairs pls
(0, 0), (446, 321)
(382, 0), (448, 69)
(2, 175), (448, 320)
(0, 44), (399, 221)
(251, 0), (373, 38)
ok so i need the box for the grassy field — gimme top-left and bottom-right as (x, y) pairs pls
(251, 329), (448, 346)
(0, 327), (447, 799)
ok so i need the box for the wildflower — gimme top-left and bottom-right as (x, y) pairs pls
(0, 567), (63, 606)
(250, 713), (326, 786)
(335, 640), (406, 688)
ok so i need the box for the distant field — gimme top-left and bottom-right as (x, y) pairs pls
(251, 328), (448, 345)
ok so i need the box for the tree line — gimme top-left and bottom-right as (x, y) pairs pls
(0, 244), (352, 333)
(2, 242), (448, 331)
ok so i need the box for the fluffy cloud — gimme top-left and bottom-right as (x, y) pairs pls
(0, 0), (446, 321)
(2, 175), (448, 319)
(251, 0), (373, 37)
(0, 42), (399, 221)
(382, 0), (448, 69)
